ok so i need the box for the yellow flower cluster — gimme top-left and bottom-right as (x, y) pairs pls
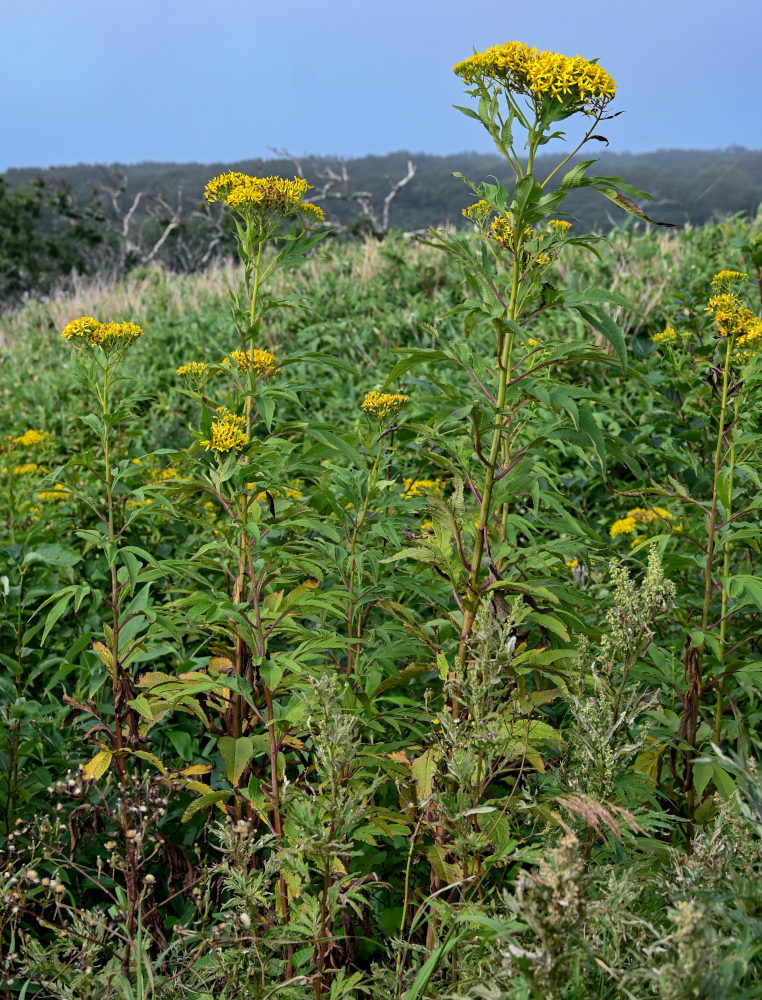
(62, 317), (143, 354)
(251, 485), (303, 501)
(489, 217), (534, 250)
(9, 429), (51, 449)
(462, 200), (493, 225)
(201, 409), (249, 454)
(177, 361), (210, 391)
(610, 507), (673, 537)
(230, 348), (279, 377)
(11, 463), (45, 476)
(453, 42), (616, 108)
(706, 293), (762, 350)
(710, 269), (748, 290)
(548, 219), (572, 235)
(37, 484), (68, 501)
(204, 172), (324, 225)
(402, 477), (445, 497)
(652, 324), (677, 344)
(361, 391), (409, 422)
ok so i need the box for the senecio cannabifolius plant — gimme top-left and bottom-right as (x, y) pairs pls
(403, 42), (671, 681)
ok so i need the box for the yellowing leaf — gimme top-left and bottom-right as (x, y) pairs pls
(208, 656), (234, 675)
(92, 641), (113, 669)
(411, 748), (441, 804)
(83, 749), (112, 781)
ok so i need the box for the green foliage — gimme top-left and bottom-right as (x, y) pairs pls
(2, 50), (762, 1000)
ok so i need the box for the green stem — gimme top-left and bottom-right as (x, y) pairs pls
(714, 391), (740, 742)
(457, 256), (521, 678)
(346, 441), (385, 675)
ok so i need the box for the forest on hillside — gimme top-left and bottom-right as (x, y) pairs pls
(2, 147), (762, 311)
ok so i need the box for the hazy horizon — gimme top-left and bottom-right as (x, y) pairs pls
(5, 144), (762, 177)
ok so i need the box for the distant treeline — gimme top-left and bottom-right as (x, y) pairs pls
(2, 147), (761, 310)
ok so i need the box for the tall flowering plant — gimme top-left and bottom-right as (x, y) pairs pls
(643, 267), (762, 838)
(388, 42), (671, 687)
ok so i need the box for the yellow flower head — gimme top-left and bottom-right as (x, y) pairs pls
(205, 172), (318, 226)
(489, 217), (533, 251)
(177, 361), (210, 391)
(402, 477), (445, 497)
(14, 429), (51, 449)
(62, 316), (142, 355)
(229, 348), (279, 377)
(463, 199), (492, 226)
(706, 293), (761, 342)
(61, 316), (103, 346)
(609, 515), (637, 538)
(710, 269), (749, 291)
(548, 219), (572, 235)
(454, 42), (616, 110)
(299, 201), (325, 225)
(37, 484), (68, 501)
(361, 391), (409, 422)
(204, 171), (247, 204)
(652, 324), (678, 345)
(201, 408), (249, 454)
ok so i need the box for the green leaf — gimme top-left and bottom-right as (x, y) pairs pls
(573, 304), (627, 370)
(712, 764), (736, 800)
(24, 544), (81, 568)
(181, 790), (230, 823)
(41, 592), (74, 643)
(218, 736), (255, 787)
(694, 760), (714, 798)
(578, 404), (606, 472)
(592, 183), (676, 227)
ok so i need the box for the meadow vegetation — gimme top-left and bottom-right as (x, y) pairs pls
(2, 40), (762, 1000)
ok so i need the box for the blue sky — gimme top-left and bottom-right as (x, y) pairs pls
(2, 0), (759, 171)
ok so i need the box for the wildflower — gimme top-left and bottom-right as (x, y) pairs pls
(609, 515), (637, 538)
(710, 269), (748, 291)
(402, 477), (445, 497)
(652, 324), (678, 344)
(37, 484), (68, 501)
(201, 408), (249, 454)
(462, 199), (492, 225)
(61, 315), (102, 347)
(361, 391), (409, 422)
(548, 219), (572, 235)
(176, 361), (210, 391)
(489, 218), (534, 251)
(534, 251), (552, 267)
(11, 429), (51, 449)
(203, 171), (247, 204)
(229, 348), (279, 377)
(13, 463), (44, 475)
(206, 172), (320, 227)
(62, 316), (143, 356)
(706, 293), (761, 342)
(299, 201), (325, 225)
(454, 42), (616, 111)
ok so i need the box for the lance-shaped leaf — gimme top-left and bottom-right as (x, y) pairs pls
(218, 736), (255, 787)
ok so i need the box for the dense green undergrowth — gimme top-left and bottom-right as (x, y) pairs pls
(3, 42), (762, 1000)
